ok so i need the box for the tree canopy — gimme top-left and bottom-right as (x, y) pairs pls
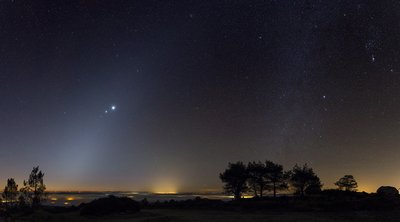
(219, 162), (249, 200)
(247, 161), (268, 197)
(335, 175), (358, 191)
(265, 161), (289, 197)
(20, 166), (46, 208)
(289, 164), (322, 196)
(3, 178), (18, 207)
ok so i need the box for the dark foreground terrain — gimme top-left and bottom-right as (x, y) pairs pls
(12, 209), (400, 222)
(8, 191), (400, 221)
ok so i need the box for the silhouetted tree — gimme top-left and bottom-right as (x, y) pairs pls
(304, 183), (322, 195)
(335, 175), (358, 191)
(289, 164), (322, 196)
(219, 162), (249, 200)
(18, 194), (27, 208)
(265, 161), (289, 197)
(247, 161), (267, 197)
(19, 183), (31, 207)
(20, 166), (46, 208)
(3, 178), (18, 208)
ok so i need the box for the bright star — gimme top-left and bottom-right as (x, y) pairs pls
(111, 105), (116, 110)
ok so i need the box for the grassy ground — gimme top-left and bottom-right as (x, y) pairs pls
(11, 209), (400, 222)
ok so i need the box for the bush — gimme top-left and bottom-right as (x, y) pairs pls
(80, 195), (140, 216)
(377, 186), (399, 198)
(305, 184), (322, 195)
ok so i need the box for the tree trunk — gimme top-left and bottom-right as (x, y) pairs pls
(234, 193), (241, 201)
(273, 182), (277, 198)
(253, 184), (258, 197)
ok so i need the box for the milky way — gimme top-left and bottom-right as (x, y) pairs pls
(1, 1), (400, 192)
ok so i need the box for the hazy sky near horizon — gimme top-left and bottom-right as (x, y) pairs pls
(1, 1), (400, 192)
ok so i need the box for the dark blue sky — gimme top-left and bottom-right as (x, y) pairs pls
(1, 1), (400, 192)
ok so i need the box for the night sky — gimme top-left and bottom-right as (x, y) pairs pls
(1, 1), (400, 192)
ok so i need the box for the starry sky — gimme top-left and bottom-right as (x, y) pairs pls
(1, 1), (400, 192)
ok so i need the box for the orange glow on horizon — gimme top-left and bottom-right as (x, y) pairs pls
(150, 177), (179, 194)
(153, 191), (178, 194)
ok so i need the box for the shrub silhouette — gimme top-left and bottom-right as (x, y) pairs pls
(376, 186), (399, 198)
(304, 183), (322, 195)
(80, 195), (140, 216)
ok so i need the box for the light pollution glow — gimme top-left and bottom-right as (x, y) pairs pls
(40, 171), (395, 194)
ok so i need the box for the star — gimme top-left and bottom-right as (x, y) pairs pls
(104, 105), (116, 114)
